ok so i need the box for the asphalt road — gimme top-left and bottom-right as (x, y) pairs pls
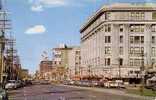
(8, 84), (154, 100)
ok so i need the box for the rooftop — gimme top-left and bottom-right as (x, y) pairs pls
(80, 3), (156, 33)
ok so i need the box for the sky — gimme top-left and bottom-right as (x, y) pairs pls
(4, 0), (155, 74)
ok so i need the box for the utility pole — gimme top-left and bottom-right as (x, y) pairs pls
(0, 0), (2, 10)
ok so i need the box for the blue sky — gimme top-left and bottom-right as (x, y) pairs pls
(5, 0), (154, 74)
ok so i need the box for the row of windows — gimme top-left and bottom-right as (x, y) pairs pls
(83, 57), (156, 67)
(106, 12), (145, 20)
(84, 11), (156, 37)
(130, 25), (144, 32)
(104, 46), (156, 56)
(130, 12), (145, 20)
(104, 36), (156, 44)
(84, 24), (156, 39)
(129, 59), (143, 66)
(105, 35), (123, 44)
(105, 46), (123, 55)
(130, 36), (144, 44)
(129, 47), (144, 55)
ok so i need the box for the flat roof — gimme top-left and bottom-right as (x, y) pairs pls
(80, 3), (156, 33)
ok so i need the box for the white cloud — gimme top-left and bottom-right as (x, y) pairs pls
(29, 0), (101, 12)
(25, 25), (46, 35)
(29, 0), (67, 11)
(31, 5), (43, 12)
(40, 0), (67, 6)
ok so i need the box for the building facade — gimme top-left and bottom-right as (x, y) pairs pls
(68, 46), (81, 80)
(39, 60), (53, 80)
(80, 3), (156, 79)
(52, 44), (73, 81)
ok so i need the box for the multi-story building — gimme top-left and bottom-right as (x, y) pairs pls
(68, 46), (81, 80)
(39, 60), (53, 80)
(80, 3), (156, 81)
(52, 44), (72, 80)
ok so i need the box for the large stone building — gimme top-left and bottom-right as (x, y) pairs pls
(80, 3), (156, 80)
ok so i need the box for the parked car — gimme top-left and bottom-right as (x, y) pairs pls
(0, 87), (8, 100)
(115, 80), (125, 88)
(104, 81), (111, 88)
(79, 80), (92, 87)
(109, 81), (118, 88)
(91, 81), (99, 87)
(5, 80), (18, 89)
(39, 80), (50, 85)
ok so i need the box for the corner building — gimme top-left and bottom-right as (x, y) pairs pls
(80, 3), (156, 80)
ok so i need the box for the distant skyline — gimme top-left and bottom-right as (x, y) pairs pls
(5, 0), (155, 74)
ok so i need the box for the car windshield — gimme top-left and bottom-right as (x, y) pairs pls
(8, 80), (16, 83)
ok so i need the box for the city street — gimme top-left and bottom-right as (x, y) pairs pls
(8, 84), (154, 100)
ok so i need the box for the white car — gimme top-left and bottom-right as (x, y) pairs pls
(5, 80), (17, 89)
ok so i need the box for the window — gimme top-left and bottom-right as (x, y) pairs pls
(134, 36), (140, 43)
(141, 36), (144, 43)
(152, 12), (156, 20)
(129, 59), (133, 66)
(119, 47), (123, 55)
(130, 36), (144, 44)
(152, 47), (156, 56)
(152, 36), (155, 44)
(130, 36), (134, 43)
(105, 24), (111, 32)
(151, 25), (156, 32)
(130, 47), (134, 54)
(105, 36), (111, 43)
(119, 25), (124, 32)
(59, 62), (61, 65)
(119, 58), (123, 66)
(129, 59), (143, 66)
(120, 36), (123, 43)
(130, 24), (144, 33)
(131, 12), (145, 20)
(105, 58), (111, 66)
(105, 12), (110, 20)
(105, 46), (111, 54)
(152, 59), (156, 65)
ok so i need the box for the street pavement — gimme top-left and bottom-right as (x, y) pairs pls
(8, 84), (155, 100)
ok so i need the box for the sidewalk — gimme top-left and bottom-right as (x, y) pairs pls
(61, 84), (156, 100)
